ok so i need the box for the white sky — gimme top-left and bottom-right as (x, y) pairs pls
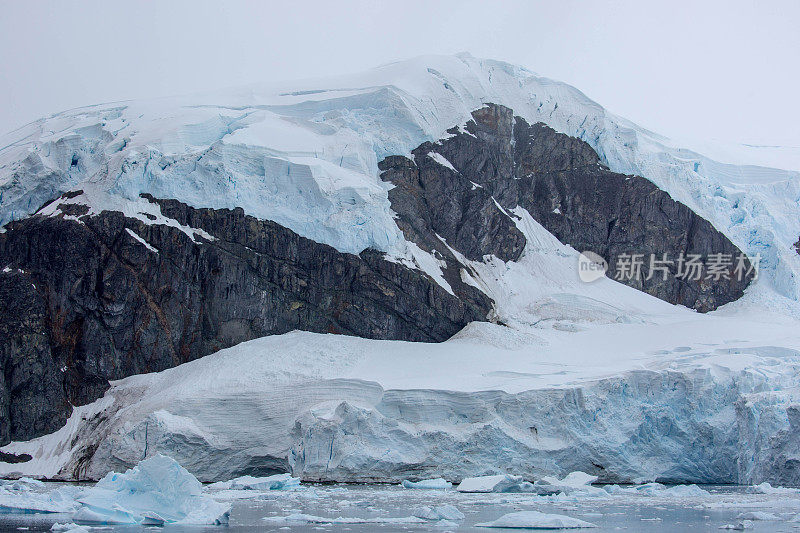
(1, 0), (798, 146)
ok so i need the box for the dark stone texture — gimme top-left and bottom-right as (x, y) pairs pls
(381, 104), (753, 313)
(0, 195), (491, 444)
(0, 451), (32, 464)
(0, 270), (66, 443)
(0, 103), (752, 447)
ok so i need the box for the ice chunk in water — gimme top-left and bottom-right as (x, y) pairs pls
(50, 523), (92, 533)
(476, 510), (598, 529)
(0, 478), (45, 492)
(748, 482), (799, 494)
(263, 513), (427, 525)
(736, 511), (780, 521)
(414, 504), (465, 521)
(543, 472), (598, 488)
(75, 454), (230, 525)
(533, 471), (602, 495)
(662, 484), (710, 498)
(401, 478), (452, 490)
(0, 485), (78, 514)
(456, 474), (531, 493)
(207, 473), (301, 491)
(719, 522), (751, 530)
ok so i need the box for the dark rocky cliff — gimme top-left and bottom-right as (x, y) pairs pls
(381, 104), (752, 311)
(0, 104), (752, 446)
(0, 196), (490, 444)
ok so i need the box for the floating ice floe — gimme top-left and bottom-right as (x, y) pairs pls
(540, 472), (598, 488)
(0, 484), (79, 514)
(736, 511), (781, 521)
(401, 478), (452, 490)
(604, 483), (711, 498)
(207, 473), (301, 491)
(661, 484), (711, 498)
(74, 454), (230, 525)
(475, 510), (598, 529)
(532, 471), (603, 495)
(414, 504), (465, 521)
(50, 523), (93, 533)
(748, 482), (800, 495)
(0, 478), (45, 492)
(456, 474), (532, 493)
(263, 513), (429, 525)
(719, 521), (751, 530)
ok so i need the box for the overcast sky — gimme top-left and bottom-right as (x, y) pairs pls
(1, 0), (798, 146)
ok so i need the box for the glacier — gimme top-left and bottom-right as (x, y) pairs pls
(3, 302), (800, 485)
(2, 53), (800, 306)
(2, 54), (800, 487)
(2, 209), (800, 485)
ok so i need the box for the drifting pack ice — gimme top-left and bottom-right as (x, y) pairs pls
(0, 455), (230, 525)
(1, 54), (800, 486)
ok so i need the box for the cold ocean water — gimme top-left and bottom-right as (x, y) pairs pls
(1, 482), (799, 532)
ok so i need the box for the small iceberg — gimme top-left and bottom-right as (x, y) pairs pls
(476, 510), (598, 529)
(748, 482), (799, 495)
(75, 454), (230, 525)
(263, 513), (428, 525)
(533, 471), (601, 495)
(541, 472), (598, 488)
(208, 473), (301, 491)
(1, 477), (45, 492)
(401, 478), (452, 490)
(414, 504), (465, 521)
(0, 485), (79, 514)
(662, 484), (711, 498)
(50, 523), (92, 533)
(736, 511), (780, 521)
(719, 522), (751, 530)
(456, 474), (532, 493)
(604, 483), (710, 498)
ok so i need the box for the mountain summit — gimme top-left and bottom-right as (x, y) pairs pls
(1, 55), (799, 487)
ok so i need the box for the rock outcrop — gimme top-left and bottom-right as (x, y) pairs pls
(381, 104), (752, 311)
(0, 195), (490, 443)
(0, 104), (753, 446)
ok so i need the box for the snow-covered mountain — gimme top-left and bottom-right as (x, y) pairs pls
(1, 54), (800, 485)
(2, 53), (799, 301)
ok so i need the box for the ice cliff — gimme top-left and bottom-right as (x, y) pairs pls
(1, 54), (799, 486)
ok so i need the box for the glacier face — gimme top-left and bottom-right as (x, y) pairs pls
(1, 54), (800, 486)
(3, 308), (800, 485)
(2, 53), (799, 305)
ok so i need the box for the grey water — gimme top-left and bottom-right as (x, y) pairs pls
(1, 483), (799, 532)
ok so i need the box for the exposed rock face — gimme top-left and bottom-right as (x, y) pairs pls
(0, 270), (64, 443)
(381, 104), (753, 311)
(0, 103), (752, 446)
(0, 195), (490, 443)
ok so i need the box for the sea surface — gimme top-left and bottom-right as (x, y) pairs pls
(1, 482), (799, 531)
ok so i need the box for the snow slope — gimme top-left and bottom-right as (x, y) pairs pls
(2, 54), (800, 485)
(2, 53), (799, 304)
(3, 218), (800, 484)
(3, 300), (799, 484)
